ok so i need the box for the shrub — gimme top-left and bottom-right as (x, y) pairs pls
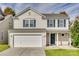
(70, 20), (79, 47)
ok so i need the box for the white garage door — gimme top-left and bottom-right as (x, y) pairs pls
(14, 35), (42, 47)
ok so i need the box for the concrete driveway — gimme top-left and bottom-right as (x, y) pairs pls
(0, 48), (45, 56)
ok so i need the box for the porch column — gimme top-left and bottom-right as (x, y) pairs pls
(56, 33), (59, 46)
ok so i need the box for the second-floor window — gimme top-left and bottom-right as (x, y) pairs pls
(23, 20), (29, 27)
(58, 19), (66, 27)
(30, 20), (36, 27)
(47, 20), (55, 27)
(23, 19), (36, 27)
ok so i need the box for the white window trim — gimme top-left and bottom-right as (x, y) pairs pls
(58, 19), (66, 27)
(23, 18), (36, 28)
(47, 19), (55, 27)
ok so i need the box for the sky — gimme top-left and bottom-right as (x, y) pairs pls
(0, 3), (79, 21)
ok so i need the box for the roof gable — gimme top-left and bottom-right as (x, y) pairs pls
(15, 7), (44, 17)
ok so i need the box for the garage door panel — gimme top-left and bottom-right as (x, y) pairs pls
(14, 35), (42, 47)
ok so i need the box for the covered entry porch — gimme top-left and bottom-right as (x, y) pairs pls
(46, 32), (71, 47)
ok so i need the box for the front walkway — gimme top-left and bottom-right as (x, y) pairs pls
(0, 47), (45, 56)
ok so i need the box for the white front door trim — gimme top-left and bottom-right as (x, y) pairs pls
(49, 33), (56, 46)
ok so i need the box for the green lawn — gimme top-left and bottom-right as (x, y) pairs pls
(45, 49), (79, 56)
(0, 44), (9, 52)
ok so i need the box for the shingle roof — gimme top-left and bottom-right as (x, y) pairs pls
(9, 29), (46, 33)
(15, 7), (69, 19)
(43, 13), (69, 19)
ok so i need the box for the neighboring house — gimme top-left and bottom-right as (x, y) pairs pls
(0, 8), (4, 21)
(8, 7), (71, 47)
(0, 15), (13, 43)
(0, 8), (13, 44)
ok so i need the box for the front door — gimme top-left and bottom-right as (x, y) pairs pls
(51, 34), (55, 45)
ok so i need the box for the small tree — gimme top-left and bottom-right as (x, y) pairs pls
(70, 20), (79, 47)
(4, 7), (15, 16)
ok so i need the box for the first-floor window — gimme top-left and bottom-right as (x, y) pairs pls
(1, 32), (3, 40)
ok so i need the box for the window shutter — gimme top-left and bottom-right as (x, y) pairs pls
(23, 20), (25, 27)
(64, 20), (66, 27)
(47, 20), (49, 27)
(54, 20), (55, 27)
(58, 20), (59, 27)
(34, 20), (36, 27)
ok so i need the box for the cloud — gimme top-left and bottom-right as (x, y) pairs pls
(0, 4), (7, 11)
(0, 3), (15, 11)
(0, 3), (79, 21)
(14, 3), (32, 13)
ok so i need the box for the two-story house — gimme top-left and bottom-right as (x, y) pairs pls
(8, 7), (71, 48)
